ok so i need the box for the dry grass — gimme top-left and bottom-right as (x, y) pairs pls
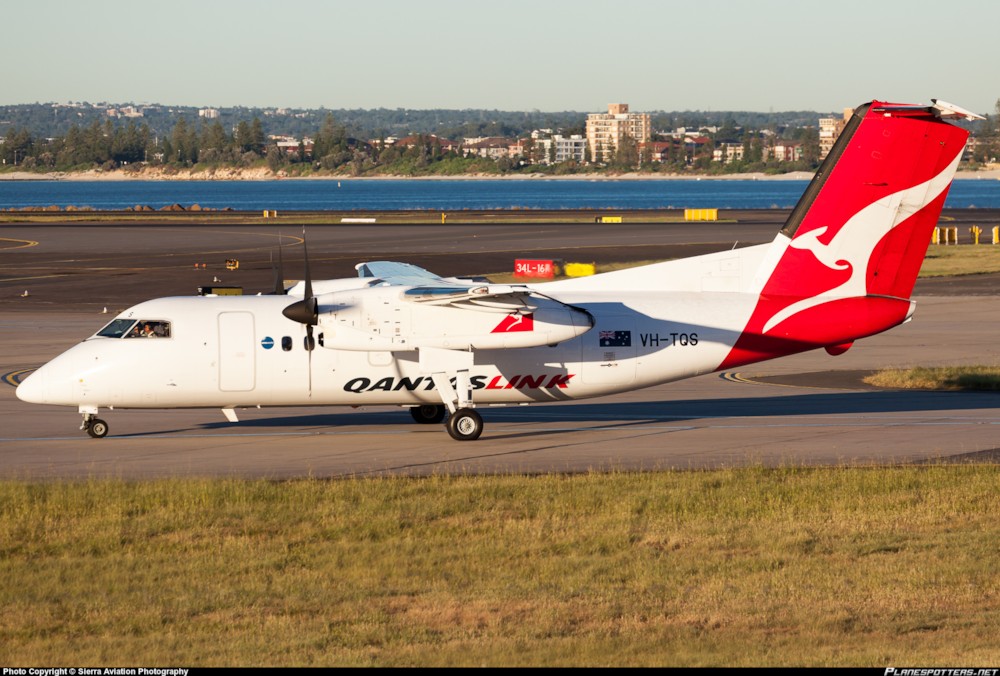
(2, 467), (999, 666)
(864, 366), (1000, 391)
(920, 244), (1000, 277)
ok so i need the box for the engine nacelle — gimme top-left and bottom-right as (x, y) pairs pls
(315, 286), (592, 351)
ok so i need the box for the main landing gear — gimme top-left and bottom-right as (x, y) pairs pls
(409, 402), (482, 440)
(416, 368), (485, 441)
(445, 408), (483, 441)
(80, 409), (109, 438)
(409, 404), (447, 425)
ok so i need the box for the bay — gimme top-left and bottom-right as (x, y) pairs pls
(1, 177), (999, 211)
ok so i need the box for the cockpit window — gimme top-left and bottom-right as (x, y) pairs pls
(96, 319), (138, 338)
(96, 319), (172, 339)
(127, 320), (171, 338)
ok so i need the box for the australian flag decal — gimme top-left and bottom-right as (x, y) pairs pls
(599, 330), (631, 347)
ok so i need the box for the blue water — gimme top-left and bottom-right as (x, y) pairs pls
(1, 177), (999, 211)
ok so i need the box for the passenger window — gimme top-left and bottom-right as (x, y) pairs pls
(281, 336), (292, 351)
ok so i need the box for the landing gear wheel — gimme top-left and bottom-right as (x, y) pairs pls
(410, 404), (446, 425)
(446, 408), (483, 441)
(86, 418), (109, 438)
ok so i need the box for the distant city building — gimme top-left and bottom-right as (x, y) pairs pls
(640, 141), (675, 163)
(713, 142), (744, 164)
(770, 140), (803, 163)
(586, 103), (651, 163)
(199, 108), (220, 119)
(396, 134), (460, 153)
(462, 137), (519, 160)
(272, 136), (314, 157)
(553, 135), (587, 164)
(105, 106), (143, 118)
(819, 108), (853, 159)
(528, 134), (587, 165)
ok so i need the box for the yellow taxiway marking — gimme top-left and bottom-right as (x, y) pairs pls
(2, 369), (34, 387)
(720, 372), (804, 389)
(0, 237), (39, 250)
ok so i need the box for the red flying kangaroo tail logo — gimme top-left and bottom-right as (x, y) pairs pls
(492, 313), (534, 333)
(719, 100), (973, 371)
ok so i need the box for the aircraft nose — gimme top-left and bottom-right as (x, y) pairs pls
(15, 351), (85, 407)
(15, 368), (47, 404)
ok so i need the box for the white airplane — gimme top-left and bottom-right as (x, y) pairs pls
(16, 99), (981, 441)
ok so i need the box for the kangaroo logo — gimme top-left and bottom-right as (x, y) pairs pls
(491, 312), (534, 333)
(762, 162), (957, 334)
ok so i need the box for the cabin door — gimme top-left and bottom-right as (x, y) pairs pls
(218, 311), (256, 392)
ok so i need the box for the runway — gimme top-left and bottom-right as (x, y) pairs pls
(1, 214), (998, 479)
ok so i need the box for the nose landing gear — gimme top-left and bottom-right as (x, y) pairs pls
(80, 409), (109, 438)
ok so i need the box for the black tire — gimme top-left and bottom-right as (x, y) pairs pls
(87, 418), (109, 438)
(410, 404), (446, 425)
(446, 408), (483, 441)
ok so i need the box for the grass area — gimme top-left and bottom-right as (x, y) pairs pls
(2, 467), (999, 667)
(863, 366), (1000, 391)
(919, 244), (1000, 277)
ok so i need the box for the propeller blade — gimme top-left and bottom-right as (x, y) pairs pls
(302, 228), (313, 303)
(270, 242), (287, 295)
(278, 227), (317, 396)
(281, 228), (318, 324)
(306, 324), (314, 396)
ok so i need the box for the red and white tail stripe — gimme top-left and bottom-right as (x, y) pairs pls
(719, 100), (972, 370)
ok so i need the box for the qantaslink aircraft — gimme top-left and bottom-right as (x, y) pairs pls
(16, 99), (981, 441)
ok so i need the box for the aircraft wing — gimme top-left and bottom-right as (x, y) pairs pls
(355, 260), (536, 310)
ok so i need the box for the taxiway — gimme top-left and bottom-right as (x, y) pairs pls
(1, 213), (997, 478)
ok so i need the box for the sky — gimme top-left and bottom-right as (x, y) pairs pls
(3, 0), (997, 115)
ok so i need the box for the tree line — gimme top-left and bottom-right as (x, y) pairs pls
(0, 115), (818, 176)
(2, 100), (997, 176)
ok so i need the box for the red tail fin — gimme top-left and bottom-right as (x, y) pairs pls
(720, 100), (974, 370)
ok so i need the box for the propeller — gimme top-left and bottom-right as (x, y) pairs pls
(269, 239), (287, 295)
(281, 229), (318, 393)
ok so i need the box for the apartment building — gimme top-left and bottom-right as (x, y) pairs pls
(586, 103), (651, 163)
(531, 134), (588, 164)
(818, 108), (853, 159)
(713, 142), (744, 164)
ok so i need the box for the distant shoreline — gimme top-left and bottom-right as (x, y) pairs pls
(2, 168), (999, 182)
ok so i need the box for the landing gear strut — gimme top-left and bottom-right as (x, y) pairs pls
(81, 410), (109, 438)
(429, 367), (484, 441)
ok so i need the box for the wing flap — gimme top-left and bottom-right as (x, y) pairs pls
(358, 260), (535, 309)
